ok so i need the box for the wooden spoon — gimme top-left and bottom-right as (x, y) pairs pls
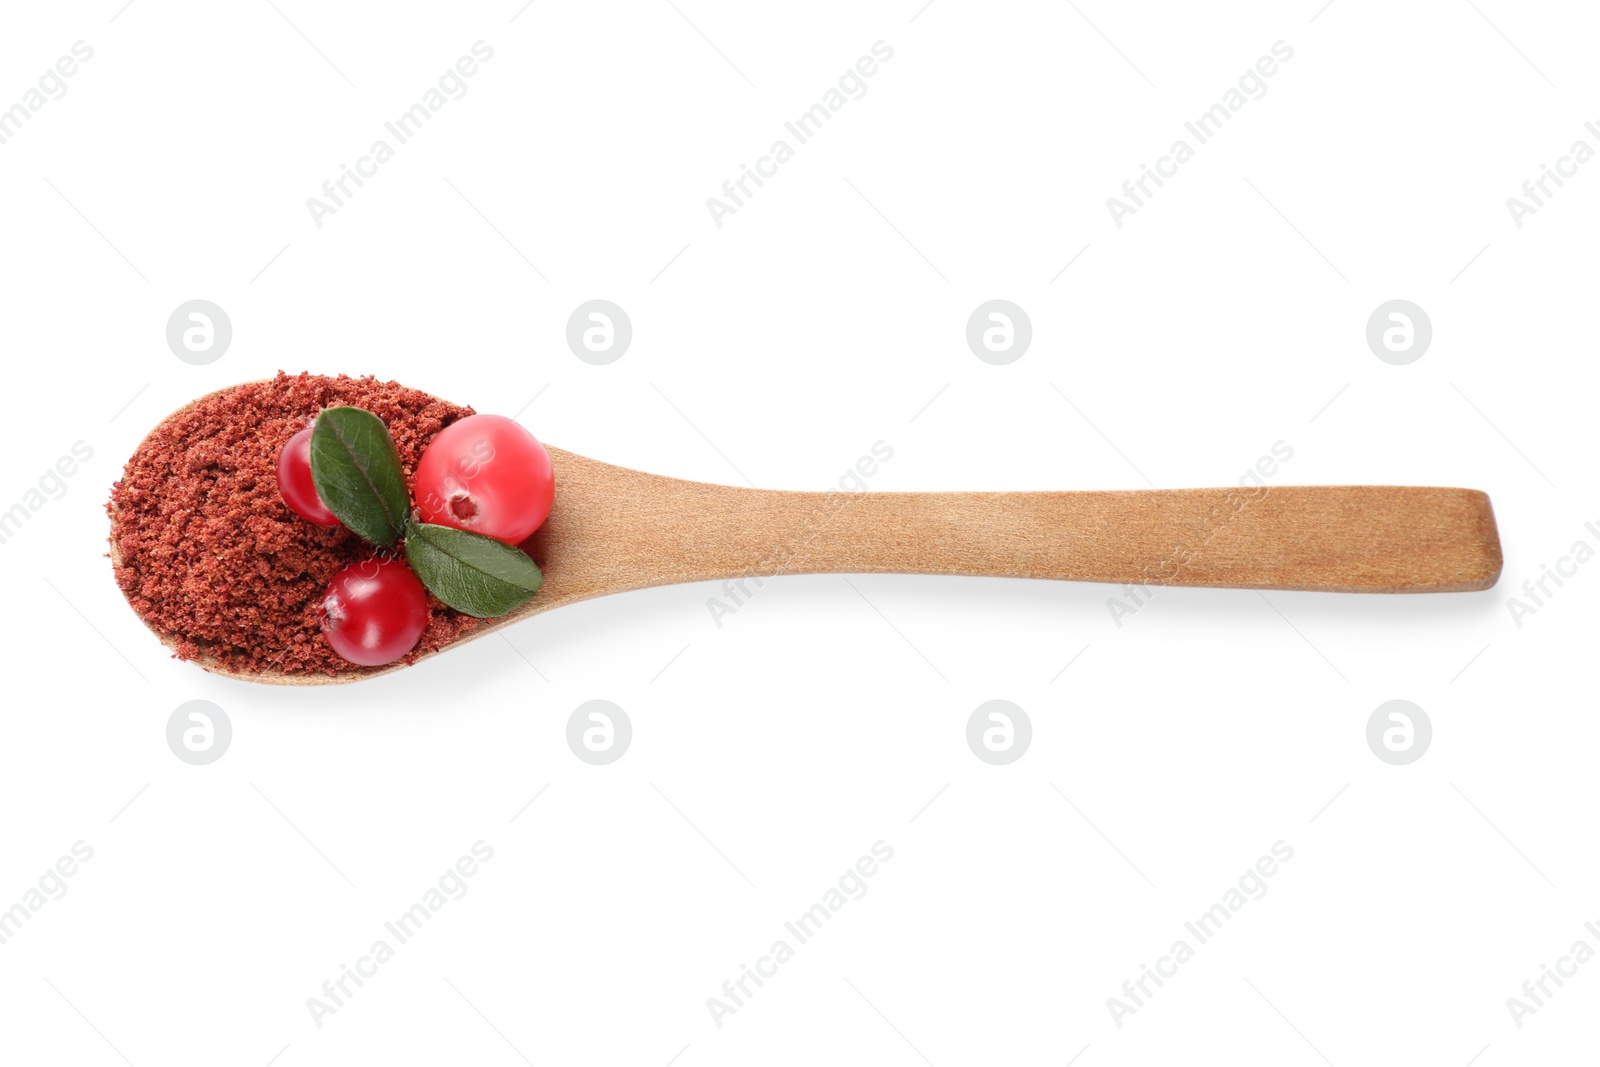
(112, 386), (1503, 685)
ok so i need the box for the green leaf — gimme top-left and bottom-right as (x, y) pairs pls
(405, 520), (543, 617)
(309, 407), (412, 547)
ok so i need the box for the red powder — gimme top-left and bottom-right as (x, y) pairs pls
(108, 372), (483, 676)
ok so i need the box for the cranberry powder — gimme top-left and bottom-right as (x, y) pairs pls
(109, 372), (482, 675)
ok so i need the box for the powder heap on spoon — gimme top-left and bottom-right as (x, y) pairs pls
(109, 371), (548, 676)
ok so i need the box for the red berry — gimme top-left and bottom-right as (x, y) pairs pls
(277, 425), (339, 526)
(414, 414), (554, 544)
(317, 558), (429, 666)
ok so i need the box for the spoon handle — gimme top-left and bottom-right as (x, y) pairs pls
(712, 485), (1501, 593)
(542, 455), (1502, 595)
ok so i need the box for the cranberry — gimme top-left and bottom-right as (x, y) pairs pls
(413, 414), (554, 544)
(277, 425), (339, 526)
(317, 557), (429, 666)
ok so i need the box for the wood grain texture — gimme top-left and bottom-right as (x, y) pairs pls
(531, 448), (1503, 598)
(112, 389), (1503, 686)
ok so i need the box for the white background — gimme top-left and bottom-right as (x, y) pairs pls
(0, 1), (1595, 1064)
